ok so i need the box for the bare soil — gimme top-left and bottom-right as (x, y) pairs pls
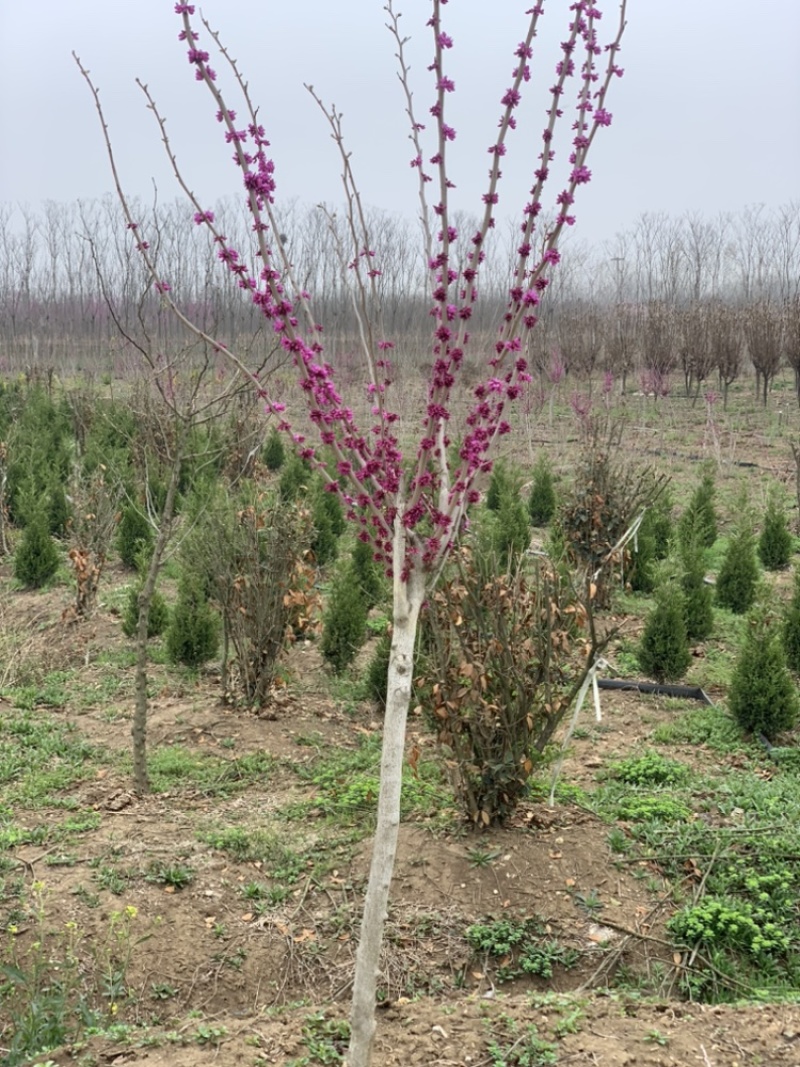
(4, 387), (800, 1067)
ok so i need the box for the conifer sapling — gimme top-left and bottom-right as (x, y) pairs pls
(638, 583), (691, 682)
(781, 568), (800, 674)
(716, 509), (759, 615)
(729, 604), (799, 740)
(528, 454), (557, 527)
(758, 489), (792, 571)
(14, 511), (60, 589)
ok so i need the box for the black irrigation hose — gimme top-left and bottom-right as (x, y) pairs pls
(597, 678), (715, 706)
(598, 682), (800, 766)
(640, 447), (768, 471)
(759, 733), (776, 761)
(755, 733), (800, 766)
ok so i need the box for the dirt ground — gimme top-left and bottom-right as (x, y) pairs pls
(2, 604), (798, 1067)
(4, 387), (800, 1067)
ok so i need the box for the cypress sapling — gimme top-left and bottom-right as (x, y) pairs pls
(352, 538), (385, 610)
(679, 519), (714, 642)
(14, 511), (60, 588)
(122, 584), (169, 639)
(262, 425), (286, 471)
(758, 490), (793, 570)
(527, 454), (557, 527)
(782, 568), (800, 674)
(729, 605), (799, 740)
(165, 572), (220, 668)
(321, 562), (368, 674)
(680, 471), (717, 549)
(716, 514), (759, 615)
(117, 503), (153, 569)
(638, 583), (691, 682)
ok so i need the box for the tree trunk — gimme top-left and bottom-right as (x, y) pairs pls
(131, 456), (182, 794)
(347, 564), (425, 1067)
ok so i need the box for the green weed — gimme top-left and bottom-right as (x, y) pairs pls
(0, 885), (144, 1066)
(0, 709), (98, 807)
(605, 751), (690, 787)
(145, 861), (194, 890)
(466, 917), (579, 982)
(651, 706), (747, 754)
(139, 745), (274, 797)
(287, 1010), (350, 1066)
(292, 733), (452, 825)
(614, 794), (691, 823)
(486, 1015), (558, 1066)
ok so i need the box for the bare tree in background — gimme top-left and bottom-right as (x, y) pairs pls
(745, 298), (783, 405)
(709, 300), (743, 408)
(641, 300), (675, 398)
(783, 296), (800, 407)
(677, 301), (715, 401)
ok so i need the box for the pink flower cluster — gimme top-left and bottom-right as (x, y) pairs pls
(165, 1), (623, 580)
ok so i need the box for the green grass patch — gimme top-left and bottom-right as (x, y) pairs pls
(289, 733), (453, 824)
(94, 647), (138, 670)
(2, 670), (74, 711)
(598, 757), (800, 1002)
(0, 709), (98, 807)
(651, 705), (749, 754)
(613, 589), (656, 619)
(199, 819), (343, 887)
(127, 745), (274, 797)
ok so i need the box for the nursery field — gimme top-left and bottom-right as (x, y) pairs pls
(4, 373), (800, 1067)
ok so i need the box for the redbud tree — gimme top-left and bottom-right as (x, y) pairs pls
(77, 3), (627, 1062)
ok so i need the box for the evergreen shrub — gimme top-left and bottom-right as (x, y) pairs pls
(729, 606), (799, 740)
(352, 538), (385, 610)
(278, 454), (312, 502)
(117, 504), (153, 569)
(527, 454), (557, 527)
(758, 492), (792, 570)
(679, 470), (717, 549)
(716, 517), (759, 615)
(122, 585), (169, 639)
(13, 512), (60, 588)
(364, 628), (392, 710)
(679, 521), (714, 642)
(262, 426), (285, 471)
(781, 569), (800, 674)
(165, 573), (219, 668)
(638, 584), (691, 682)
(321, 563), (368, 674)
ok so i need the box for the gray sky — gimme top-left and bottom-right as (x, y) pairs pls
(1, 1), (798, 247)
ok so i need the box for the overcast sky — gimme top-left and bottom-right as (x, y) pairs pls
(1, 1), (798, 248)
